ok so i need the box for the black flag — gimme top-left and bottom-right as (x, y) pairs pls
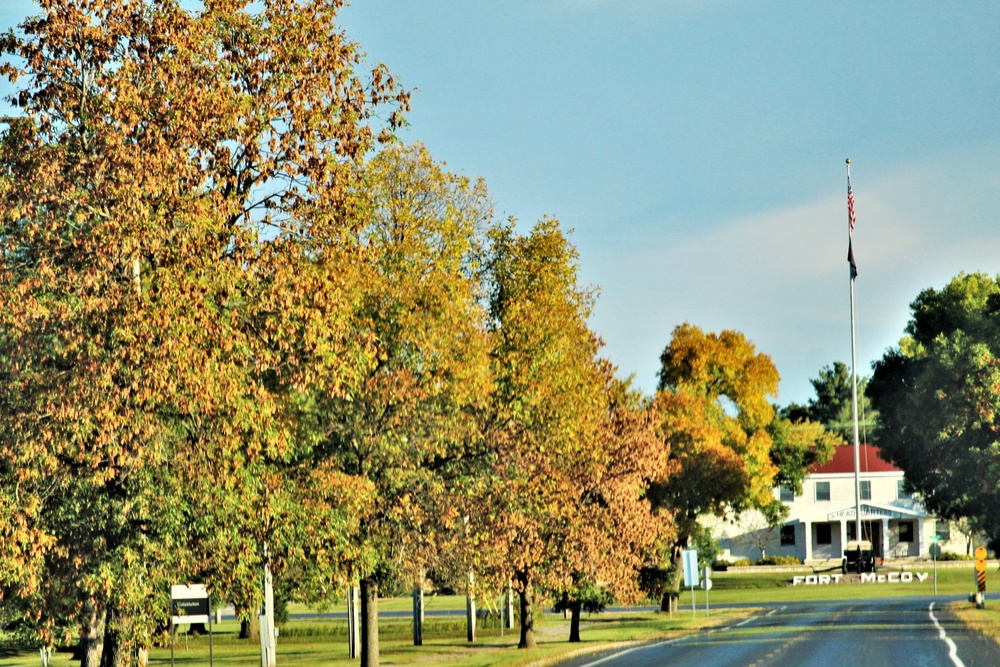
(848, 237), (857, 279)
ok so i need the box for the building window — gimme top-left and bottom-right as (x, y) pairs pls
(898, 521), (914, 543)
(815, 481), (831, 502)
(860, 480), (871, 501)
(781, 525), (796, 545)
(816, 523), (832, 545)
(935, 520), (950, 541)
(779, 485), (794, 502)
(897, 479), (911, 499)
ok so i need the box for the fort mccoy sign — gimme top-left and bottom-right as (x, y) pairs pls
(792, 572), (930, 586)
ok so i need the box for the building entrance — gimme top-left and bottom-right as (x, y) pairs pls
(848, 521), (883, 558)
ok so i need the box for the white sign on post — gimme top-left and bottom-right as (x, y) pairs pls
(682, 550), (699, 587)
(171, 584), (210, 625)
(682, 549), (699, 617)
(170, 584), (214, 667)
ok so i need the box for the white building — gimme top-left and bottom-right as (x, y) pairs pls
(711, 445), (971, 563)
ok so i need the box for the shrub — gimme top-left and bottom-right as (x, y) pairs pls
(936, 552), (974, 561)
(731, 558), (753, 567)
(756, 555), (802, 566)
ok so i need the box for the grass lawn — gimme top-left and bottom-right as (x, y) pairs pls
(951, 603), (1000, 647)
(703, 560), (989, 603)
(2, 563), (996, 666)
(0, 611), (750, 667)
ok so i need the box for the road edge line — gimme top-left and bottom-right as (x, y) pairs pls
(929, 601), (966, 667)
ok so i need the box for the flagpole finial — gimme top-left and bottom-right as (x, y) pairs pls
(846, 158), (851, 164)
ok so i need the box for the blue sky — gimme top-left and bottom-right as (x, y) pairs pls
(2, 1), (999, 405)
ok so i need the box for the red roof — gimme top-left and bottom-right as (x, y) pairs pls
(810, 444), (900, 475)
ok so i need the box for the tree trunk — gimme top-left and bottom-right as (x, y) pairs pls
(360, 577), (379, 667)
(98, 611), (127, 667)
(99, 608), (120, 667)
(661, 538), (687, 614)
(77, 599), (105, 667)
(236, 602), (259, 641)
(516, 570), (536, 650)
(568, 599), (582, 643)
(97, 609), (147, 667)
(412, 584), (423, 646)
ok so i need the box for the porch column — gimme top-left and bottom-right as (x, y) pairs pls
(839, 521), (848, 550)
(803, 520), (813, 562)
(881, 519), (889, 560)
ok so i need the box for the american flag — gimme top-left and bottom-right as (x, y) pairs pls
(847, 177), (856, 233)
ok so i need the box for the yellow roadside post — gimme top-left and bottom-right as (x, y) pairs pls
(974, 546), (987, 608)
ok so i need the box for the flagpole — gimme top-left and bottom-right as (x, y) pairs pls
(847, 158), (862, 546)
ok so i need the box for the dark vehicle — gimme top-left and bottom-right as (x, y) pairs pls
(842, 539), (877, 574)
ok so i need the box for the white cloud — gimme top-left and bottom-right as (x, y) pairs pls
(591, 142), (1000, 402)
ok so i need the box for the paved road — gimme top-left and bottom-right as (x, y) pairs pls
(558, 596), (999, 667)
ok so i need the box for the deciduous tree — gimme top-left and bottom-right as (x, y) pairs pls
(557, 370), (673, 643)
(767, 416), (838, 502)
(297, 142), (494, 667)
(472, 218), (605, 650)
(868, 272), (1000, 552)
(649, 324), (780, 612)
(0, 1), (407, 664)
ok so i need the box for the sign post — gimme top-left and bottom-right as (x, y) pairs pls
(260, 556), (277, 667)
(701, 566), (712, 616)
(682, 549), (699, 618)
(930, 535), (940, 596)
(347, 585), (360, 658)
(466, 571), (476, 643)
(170, 584), (213, 667)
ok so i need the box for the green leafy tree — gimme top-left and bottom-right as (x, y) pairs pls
(868, 272), (1000, 552)
(767, 416), (839, 499)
